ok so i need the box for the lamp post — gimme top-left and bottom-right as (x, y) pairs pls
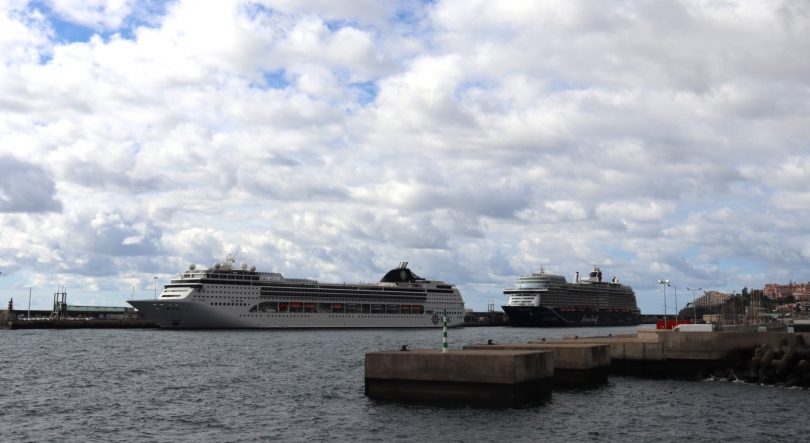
(706, 290), (713, 325)
(732, 292), (737, 325)
(668, 283), (678, 324)
(657, 280), (669, 328)
(687, 287), (701, 323)
(154, 276), (158, 299)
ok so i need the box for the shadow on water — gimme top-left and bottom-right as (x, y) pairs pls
(365, 390), (553, 410)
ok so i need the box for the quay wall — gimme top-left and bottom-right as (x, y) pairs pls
(546, 330), (810, 377)
(3, 319), (156, 329)
(462, 343), (610, 370)
(365, 349), (553, 384)
(462, 343), (610, 385)
(365, 349), (554, 406)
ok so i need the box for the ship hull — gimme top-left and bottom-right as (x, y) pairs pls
(128, 299), (464, 329)
(502, 305), (641, 327)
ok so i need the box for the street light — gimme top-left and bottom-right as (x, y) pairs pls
(668, 282), (678, 324)
(154, 276), (158, 299)
(657, 280), (669, 329)
(687, 287), (702, 323)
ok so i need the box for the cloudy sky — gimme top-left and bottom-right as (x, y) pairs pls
(1, 0), (809, 314)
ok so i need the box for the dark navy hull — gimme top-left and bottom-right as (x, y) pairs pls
(502, 305), (641, 327)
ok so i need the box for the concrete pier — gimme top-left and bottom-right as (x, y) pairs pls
(2, 319), (156, 329)
(365, 349), (553, 406)
(539, 329), (810, 378)
(463, 343), (610, 385)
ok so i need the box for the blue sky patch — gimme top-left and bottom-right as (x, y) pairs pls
(29, 0), (173, 45)
(242, 2), (275, 21)
(350, 81), (378, 105)
(35, 3), (98, 43)
(325, 19), (362, 32)
(260, 70), (289, 89)
(393, 0), (434, 27)
(716, 258), (762, 286)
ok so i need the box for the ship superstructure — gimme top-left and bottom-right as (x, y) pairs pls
(128, 256), (465, 329)
(502, 266), (641, 327)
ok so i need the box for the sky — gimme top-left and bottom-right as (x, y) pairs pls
(0, 0), (809, 314)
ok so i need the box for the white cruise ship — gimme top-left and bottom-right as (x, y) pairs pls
(128, 255), (465, 329)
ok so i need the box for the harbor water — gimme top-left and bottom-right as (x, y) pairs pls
(1, 326), (807, 442)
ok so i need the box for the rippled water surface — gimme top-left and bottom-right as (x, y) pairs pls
(1, 326), (807, 442)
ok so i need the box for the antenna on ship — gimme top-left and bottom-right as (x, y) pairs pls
(224, 251), (239, 266)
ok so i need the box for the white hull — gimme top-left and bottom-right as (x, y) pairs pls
(129, 298), (463, 328)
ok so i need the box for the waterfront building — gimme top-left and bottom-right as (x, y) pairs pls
(763, 282), (810, 305)
(694, 291), (730, 308)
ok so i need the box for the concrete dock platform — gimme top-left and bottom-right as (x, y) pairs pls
(365, 349), (553, 406)
(2, 319), (157, 329)
(539, 330), (810, 378)
(463, 343), (610, 385)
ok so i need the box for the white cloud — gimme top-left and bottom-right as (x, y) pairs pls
(0, 0), (809, 313)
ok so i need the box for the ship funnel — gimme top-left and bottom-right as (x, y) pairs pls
(575, 271), (579, 282)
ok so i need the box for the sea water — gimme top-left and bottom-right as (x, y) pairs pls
(1, 326), (807, 442)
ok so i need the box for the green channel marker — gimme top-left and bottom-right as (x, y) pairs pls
(442, 310), (448, 353)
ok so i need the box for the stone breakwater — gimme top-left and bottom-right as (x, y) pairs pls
(710, 334), (810, 387)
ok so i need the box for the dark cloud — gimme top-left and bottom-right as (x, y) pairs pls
(0, 156), (62, 213)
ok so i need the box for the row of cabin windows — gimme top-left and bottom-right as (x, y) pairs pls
(208, 301), (462, 316)
(251, 302), (427, 314)
(197, 286), (450, 298)
(236, 314), (463, 320)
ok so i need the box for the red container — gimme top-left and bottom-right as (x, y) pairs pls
(656, 320), (692, 330)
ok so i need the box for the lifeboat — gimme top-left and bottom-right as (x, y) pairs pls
(290, 302), (302, 307)
(304, 303), (316, 308)
(412, 305), (423, 310)
(332, 303), (343, 308)
(279, 303), (288, 309)
(401, 305), (410, 309)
